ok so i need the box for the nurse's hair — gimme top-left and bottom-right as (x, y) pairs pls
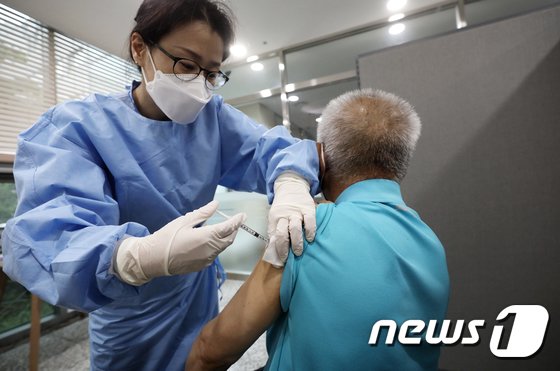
(317, 88), (421, 182)
(129, 0), (235, 62)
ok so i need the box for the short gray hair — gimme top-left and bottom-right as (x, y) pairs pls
(317, 88), (421, 182)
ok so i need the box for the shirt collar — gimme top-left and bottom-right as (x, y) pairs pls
(334, 179), (404, 205)
(124, 80), (141, 113)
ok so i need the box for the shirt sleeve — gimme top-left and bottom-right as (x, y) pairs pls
(2, 113), (149, 312)
(278, 203), (331, 311)
(279, 247), (301, 312)
(216, 101), (320, 202)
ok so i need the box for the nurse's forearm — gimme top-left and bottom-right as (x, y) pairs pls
(186, 261), (283, 370)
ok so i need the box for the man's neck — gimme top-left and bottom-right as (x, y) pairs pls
(325, 175), (397, 202)
(325, 179), (359, 202)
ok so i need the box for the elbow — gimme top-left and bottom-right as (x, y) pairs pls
(187, 331), (230, 371)
(196, 334), (218, 370)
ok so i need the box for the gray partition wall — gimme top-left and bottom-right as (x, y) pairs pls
(358, 5), (560, 371)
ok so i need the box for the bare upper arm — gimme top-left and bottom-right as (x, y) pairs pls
(186, 261), (284, 370)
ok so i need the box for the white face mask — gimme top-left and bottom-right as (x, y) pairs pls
(141, 49), (212, 124)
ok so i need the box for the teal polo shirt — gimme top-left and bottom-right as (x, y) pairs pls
(265, 179), (449, 371)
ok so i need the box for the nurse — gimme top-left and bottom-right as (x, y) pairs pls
(1, 0), (318, 369)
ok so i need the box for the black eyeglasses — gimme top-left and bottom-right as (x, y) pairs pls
(153, 44), (229, 90)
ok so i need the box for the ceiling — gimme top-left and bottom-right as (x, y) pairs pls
(1, 0), (449, 64)
(1, 0), (454, 139)
(2, 0), (553, 139)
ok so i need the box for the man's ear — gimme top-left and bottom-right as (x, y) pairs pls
(316, 142), (326, 182)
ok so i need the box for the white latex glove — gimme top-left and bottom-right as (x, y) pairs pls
(263, 171), (316, 268)
(113, 200), (245, 286)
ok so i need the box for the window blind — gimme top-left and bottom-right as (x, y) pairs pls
(54, 33), (139, 103)
(0, 5), (54, 153)
(0, 4), (140, 154)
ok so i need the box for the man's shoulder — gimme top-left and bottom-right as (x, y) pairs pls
(312, 199), (441, 250)
(315, 202), (335, 226)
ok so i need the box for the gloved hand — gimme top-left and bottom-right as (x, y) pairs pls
(263, 171), (316, 268)
(113, 200), (245, 286)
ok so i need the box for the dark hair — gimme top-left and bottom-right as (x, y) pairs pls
(129, 0), (235, 62)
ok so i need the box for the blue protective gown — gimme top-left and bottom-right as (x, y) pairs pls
(1, 82), (319, 370)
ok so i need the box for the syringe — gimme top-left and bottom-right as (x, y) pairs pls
(215, 210), (269, 243)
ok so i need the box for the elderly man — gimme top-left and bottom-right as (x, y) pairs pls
(186, 89), (450, 370)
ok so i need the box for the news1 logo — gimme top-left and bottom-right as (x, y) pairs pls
(368, 305), (549, 358)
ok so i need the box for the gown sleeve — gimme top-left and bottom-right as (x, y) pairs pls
(216, 101), (320, 202)
(2, 111), (148, 312)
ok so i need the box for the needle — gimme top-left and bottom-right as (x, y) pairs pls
(215, 210), (269, 243)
